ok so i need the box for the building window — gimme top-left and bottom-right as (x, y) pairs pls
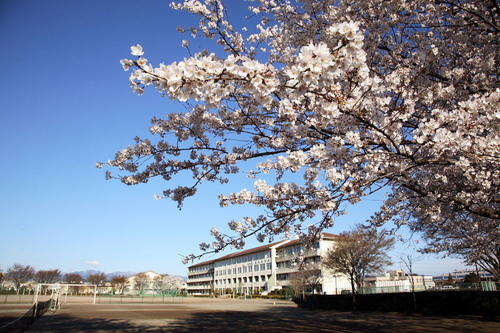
(254, 264), (259, 271)
(260, 264), (266, 271)
(266, 263), (272, 270)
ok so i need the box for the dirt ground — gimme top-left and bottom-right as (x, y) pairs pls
(1, 298), (496, 333)
(0, 304), (33, 328)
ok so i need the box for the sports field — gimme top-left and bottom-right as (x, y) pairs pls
(1, 298), (498, 332)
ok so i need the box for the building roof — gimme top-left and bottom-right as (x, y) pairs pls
(188, 232), (337, 268)
(274, 232), (337, 249)
(188, 240), (284, 268)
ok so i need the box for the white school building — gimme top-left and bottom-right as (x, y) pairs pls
(186, 233), (352, 296)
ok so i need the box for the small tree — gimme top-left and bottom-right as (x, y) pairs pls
(400, 255), (417, 312)
(34, 269), (62, 284)
(111, 276), (128, 295)
(446, 273), (454, 286)
(464, 272), (480, 284)
(87, 273), (107, 286)
(289, 263), (322, 299)
(6, 264), (35, 293)
(323, 225), (394, 311)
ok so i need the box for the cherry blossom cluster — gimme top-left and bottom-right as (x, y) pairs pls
(100, 0), (499, 265)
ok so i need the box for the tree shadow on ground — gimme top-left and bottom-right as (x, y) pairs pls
(161, 308), (500, 333)
(24, 307), (500, 333)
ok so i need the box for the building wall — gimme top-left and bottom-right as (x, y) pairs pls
(186, 234), (353, 296)
(364, 270), (436, 293)
(213, 250), (273, 295)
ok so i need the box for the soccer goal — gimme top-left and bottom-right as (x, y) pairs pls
(33, 283), (98, 307)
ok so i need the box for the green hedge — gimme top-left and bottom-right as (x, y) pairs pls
(253, 295), (290, 300)
(294, 291), (499, 319)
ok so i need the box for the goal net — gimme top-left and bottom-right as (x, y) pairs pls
(34, 283), (98, 306)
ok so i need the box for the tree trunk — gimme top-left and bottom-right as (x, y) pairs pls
(350, 277), (356, 312)
(410, 281), (417, 313)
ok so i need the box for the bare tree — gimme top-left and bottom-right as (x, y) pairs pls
(34, 269), (62, 284)
(323, 225), (395, 311)
(64, 273), (83, 284)
(153, 276), (165, 294)
(64, 273), (84, 294)
(111, 276), (128, 295)
(87, 272), (107, 286)
(6, 264), (35, 293)
(289, 263), (322, 299)
(133, 273), (149, 294)
(0, 271), (4, 284)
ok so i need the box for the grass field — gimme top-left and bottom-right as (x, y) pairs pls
(1, 298), (498, 332)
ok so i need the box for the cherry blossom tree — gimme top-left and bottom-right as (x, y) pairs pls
(416, 213), (499, 280)
(99, 0), (499, 262)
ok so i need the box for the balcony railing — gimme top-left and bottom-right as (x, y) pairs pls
(186, 285), (212, 290)
(187, 276), (214, 283)
(188, 268), (214, 276)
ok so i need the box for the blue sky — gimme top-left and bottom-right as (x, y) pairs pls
(0, 0), (467, 276)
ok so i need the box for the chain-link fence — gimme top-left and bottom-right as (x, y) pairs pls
(95, 295), (185, 304)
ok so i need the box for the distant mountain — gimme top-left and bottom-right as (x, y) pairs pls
(64, 270), (185, 281)
(106, 271), (136, 279)
(66, 270), (102, 279)
(165, 274), (187, 281)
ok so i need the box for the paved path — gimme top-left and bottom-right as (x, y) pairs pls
(24, 299), (499, 333)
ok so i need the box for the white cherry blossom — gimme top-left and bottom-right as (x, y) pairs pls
(130, 44), (144, 56)
(100, 0), (500, 269)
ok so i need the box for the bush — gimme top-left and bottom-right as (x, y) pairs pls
(253, 294), (290, 300)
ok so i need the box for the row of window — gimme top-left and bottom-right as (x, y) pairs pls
(275, 243), (319, 257)
(188, 272), (213, 280)
(217, 252), (270, 266)
(276, 256), (321, 269)
(214, 274), (271, 285)
(187, 281), (212, 287)
(215, 263), (272, 276)
(188, 265), (212, 273)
